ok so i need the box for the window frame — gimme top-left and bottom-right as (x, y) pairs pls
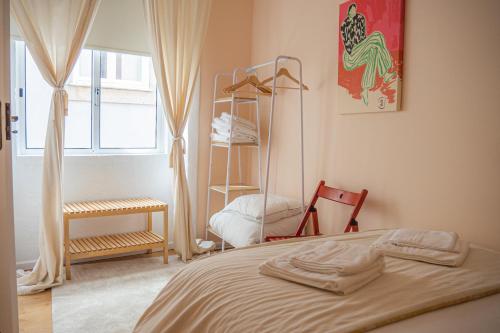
(11, 40), (167, 156)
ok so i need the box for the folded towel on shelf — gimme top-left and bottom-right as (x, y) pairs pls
(211, 113), (258, 144)
(389, 228), (459, 252)
(212, 118), (258, 137)
(212, 130), (257, 141)
(290, 241), (383, 275)
(259, 242), (385, 295)
(220, 112), (256, 130)
(371, 229), (470, 267)
(211, 133), (256, 144)
(213, 128), (257, 141)
(213, 126), (258, 140)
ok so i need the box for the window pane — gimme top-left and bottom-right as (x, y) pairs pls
(25, 47), (51, 148)
(66, 49), (92, 149)
(99, 51), (157, 149)
(25, 46), (92, 149)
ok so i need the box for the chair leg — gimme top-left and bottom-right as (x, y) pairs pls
(311, 208), (320, 235)
(344, 218), (358, 233)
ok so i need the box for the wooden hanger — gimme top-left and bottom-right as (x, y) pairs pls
(261, 67), (309, 90)
(223, 75), (272, 95)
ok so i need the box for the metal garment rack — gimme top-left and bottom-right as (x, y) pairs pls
(205, 55), (305, 251)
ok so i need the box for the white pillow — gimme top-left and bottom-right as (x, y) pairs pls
(222, 194), (303, 224)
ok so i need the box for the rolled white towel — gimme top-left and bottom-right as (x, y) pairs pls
(290, 241), (383, 275)
(371, 230), (470, 267)
(259, 242), (385, 295)
(389, 228), (459, 252)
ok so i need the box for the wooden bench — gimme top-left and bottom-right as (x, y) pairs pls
(63, 198), (168, 280)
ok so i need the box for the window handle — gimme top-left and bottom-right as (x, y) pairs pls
(94, 88), (100, 107)
(11, 115), (18, 122)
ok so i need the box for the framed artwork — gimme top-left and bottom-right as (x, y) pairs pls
(338, 0), (405, 113)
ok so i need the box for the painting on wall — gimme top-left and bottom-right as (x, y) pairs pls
(338, 0), (405, 113)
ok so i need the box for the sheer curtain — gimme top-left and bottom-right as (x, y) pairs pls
(12, 0), (100, 295)
(143, 0), (212, 261)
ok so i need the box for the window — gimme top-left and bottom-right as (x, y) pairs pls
(12, 40), (165, 155)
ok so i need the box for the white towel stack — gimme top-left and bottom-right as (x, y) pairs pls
(371, 229), (470, 267)
(259, 241), (385, 295)
(211, 112), (258, 144)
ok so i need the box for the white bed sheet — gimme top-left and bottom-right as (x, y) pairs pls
(209, 211), (301, 247)
(373, 293), (500, 333)
(135, 230), (500, 333)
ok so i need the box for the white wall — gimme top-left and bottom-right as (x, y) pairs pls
(13, 154), (174, 266)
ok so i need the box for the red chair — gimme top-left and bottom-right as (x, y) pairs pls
(265, 180), (368, 242)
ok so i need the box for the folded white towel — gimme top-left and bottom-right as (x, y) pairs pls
(371, 230), (470, 267)
(389, 228), (459, 252)
(213, 129), (257, 141)
(220, 112), (256, 129)
(212, 118), (258, 137)
(290, 241), (383, 275)
(211, 133), (256, 144)
(259, 242), (385, 295)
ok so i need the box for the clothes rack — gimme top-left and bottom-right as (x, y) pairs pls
(205, 55), (306, 250)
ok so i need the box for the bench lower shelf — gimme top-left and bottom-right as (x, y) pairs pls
(68, 231), (165, 260)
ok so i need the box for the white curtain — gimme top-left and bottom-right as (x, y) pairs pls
(12, 0), (100, 295)
(143, 0), (212, 261)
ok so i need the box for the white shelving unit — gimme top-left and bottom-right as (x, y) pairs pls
(205, 70), (263, 251)
(205, 56), (306, 251)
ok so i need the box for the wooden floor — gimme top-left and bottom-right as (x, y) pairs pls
(18, 251), (173, 333)
(18, 290), (52, 333)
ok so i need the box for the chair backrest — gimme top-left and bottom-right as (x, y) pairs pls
(316, 182), (368, 221)
(295, 180), (368, 236)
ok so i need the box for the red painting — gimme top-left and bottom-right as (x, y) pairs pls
(338, 0), (405, 112)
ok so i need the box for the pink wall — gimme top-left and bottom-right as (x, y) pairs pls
(196, 0), (254, 237)
(247, 0), (500, 249)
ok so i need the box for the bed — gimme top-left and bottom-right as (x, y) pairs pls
(134, 230), (500, 333)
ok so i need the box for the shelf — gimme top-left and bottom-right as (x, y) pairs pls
(212, 141), (258, 148)
(64, 197), (166, 218)
(209, 184), (260, 194)
(68, 231), (164, 260)
(214, 97), (257, 104)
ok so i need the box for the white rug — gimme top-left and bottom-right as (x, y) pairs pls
(52, 255), (186, 333)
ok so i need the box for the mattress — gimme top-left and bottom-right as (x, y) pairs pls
(134, 230), (500, 333)
(209, 211), (301, 247)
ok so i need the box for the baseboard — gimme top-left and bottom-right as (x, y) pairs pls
(16, 259), (37, 271)
(16, 241), (175, 270)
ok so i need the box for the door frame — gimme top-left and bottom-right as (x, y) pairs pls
(0, 0), (20, 332)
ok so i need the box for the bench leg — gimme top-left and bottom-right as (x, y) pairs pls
(64, 217), (71, 280)
(146, 212), (153, 254)
(163, 207), (168, 264)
